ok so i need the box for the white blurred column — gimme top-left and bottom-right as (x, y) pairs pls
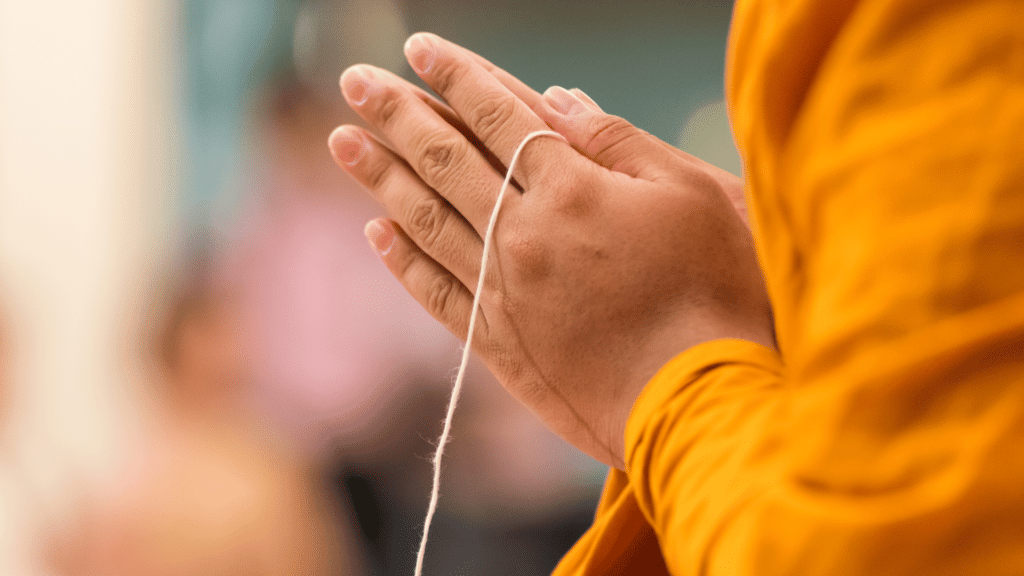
(0, 0), (176, 572)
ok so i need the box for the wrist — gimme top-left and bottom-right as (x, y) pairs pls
(604, 308), (776, 469)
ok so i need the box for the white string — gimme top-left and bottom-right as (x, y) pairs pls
(414, 129), (564, 576)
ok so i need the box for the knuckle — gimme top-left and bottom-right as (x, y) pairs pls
(416, 136), (465, 186)
(425, 273), (458, 320)
(468, 93), (517, 142)
(504, 231), (552, 283)
(405, 196), (450, 249)
(429, 57), (462, 99)
(548, 171), (599, 218)
(374, 86), (404, 130)
(363, 155), (393, 190)
(587, 115), (640, 159)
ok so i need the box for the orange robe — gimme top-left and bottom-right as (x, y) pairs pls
(554, 0), (1024, 573)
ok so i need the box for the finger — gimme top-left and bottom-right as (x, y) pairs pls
(363, 218), (484, 345)
(340, 64), (512, 231)
(409, 52), (539, 190)
(329, 125), (484, 290)
(548, 90), (749, 227)
(569, 88), (603, 113)
(448, 44), (544, 110)
(404, 32), (575, 189)
(535, 85), (678, 180)
(543, 87), (726, 180)
(406, 84), (512, 182)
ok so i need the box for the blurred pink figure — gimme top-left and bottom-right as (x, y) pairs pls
(47, 261), (363, 576)
(228, 86), (458, 456)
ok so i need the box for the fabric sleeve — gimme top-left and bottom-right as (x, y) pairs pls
(626, 1), (1024, 574)
(551, 469), (670, 576)
(625, 339), (787, 573)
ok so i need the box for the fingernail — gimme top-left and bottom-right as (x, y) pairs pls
(341, 65), (373, 105)
(543, 86), (587, 116)
(364, 219), (395, 255)
(570, 88), (603, 112)
(329, 126), (364, 166)
(404, 33), (436, 74)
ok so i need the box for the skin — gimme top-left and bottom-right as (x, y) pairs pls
(0, 314), (6, 422)
(328, 33), (774, 470)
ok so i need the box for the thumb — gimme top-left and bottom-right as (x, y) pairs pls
(568, 87), (603, 112)
(536, 86), (674, 179)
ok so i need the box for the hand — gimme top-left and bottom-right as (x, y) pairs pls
(399, 48), (751, 230)
(328, 33), (774, 469)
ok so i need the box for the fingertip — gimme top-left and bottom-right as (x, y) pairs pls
(569, 88), (603, 112)
(404, 32), (440, 74)
(534, 87), (592, 143)
(542, 86), (590, 117)
(328, 125), (366, 167)
(404, 31), (437, 52)
(328, 124), (348, 150)
(364, 218), (396, 256)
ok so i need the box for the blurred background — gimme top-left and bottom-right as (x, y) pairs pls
(0, 0), (738, 574)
